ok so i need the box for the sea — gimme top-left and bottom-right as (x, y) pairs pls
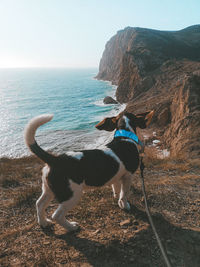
(0, 68), (124, 158)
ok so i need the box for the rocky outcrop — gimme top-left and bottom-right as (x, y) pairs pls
(164, 72), (200, 156)
(96, 25), (200, 157)
(103, 96), (118, 104)
(97, 25), (200, 103)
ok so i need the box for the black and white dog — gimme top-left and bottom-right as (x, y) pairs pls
(24, 110), (154, 231)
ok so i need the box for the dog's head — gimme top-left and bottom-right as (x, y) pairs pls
(95, 110), (154, 132)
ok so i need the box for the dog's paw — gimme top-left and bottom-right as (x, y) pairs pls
(124, 201), (131, 211)
(118, 200), (131, 211)
(67, 221), (79, 232)
(118, 199), (125, 209)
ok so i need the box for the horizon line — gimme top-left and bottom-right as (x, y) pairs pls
(0, 66), (99, 69)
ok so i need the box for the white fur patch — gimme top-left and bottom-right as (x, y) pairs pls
(42, 165), (50, 186)
(102, 148), (126, 186)
(69, 179), (83, 193)
(103, 147), (121, 163)
(123, 116), (133, 132)
(67, 151), (83, 160)
(24, 114), (54, 146)
(68, 179), (84, 205)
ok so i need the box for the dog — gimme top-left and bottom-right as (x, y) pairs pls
(24, 110), (154, 231)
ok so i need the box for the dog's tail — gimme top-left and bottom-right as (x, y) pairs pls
(24, 114), (56, 165)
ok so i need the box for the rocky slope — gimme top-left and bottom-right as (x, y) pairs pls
(96, 25), (200, 157)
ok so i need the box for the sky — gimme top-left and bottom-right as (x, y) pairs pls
(0, 0), (199, 68)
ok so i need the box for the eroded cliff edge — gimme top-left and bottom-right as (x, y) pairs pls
(96, 25), (200, 157)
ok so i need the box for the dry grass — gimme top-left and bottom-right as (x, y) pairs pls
(0, 177), (20, 188)
(144, 146), (200, 173)
(10, 186), (40, 208)
(0, 153), (200, 266)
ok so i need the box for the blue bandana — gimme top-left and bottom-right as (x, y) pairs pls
(114, 129), (144, 146)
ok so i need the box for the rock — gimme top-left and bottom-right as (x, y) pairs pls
(120, 219), (131, 227)
(92, 229), (101, 235)
(164, 73), (200, 157)
(158, 107), (171, 126)
(103, 96), (118, 104)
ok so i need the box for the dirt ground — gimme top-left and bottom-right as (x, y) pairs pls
(0, 153), (200, 267)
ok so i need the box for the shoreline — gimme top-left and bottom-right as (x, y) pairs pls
(0, 69), (122, 159)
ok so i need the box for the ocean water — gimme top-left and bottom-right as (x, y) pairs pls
(0, 68), (124, 158)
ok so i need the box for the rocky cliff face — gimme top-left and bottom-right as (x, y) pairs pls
(96, 25), (200, 157)
(164, 71), (200, 156)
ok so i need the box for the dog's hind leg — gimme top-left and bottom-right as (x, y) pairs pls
(36, 185), (54, 227)
(36, 166), (54, 227)
(52, 181), (83, 232)
(118, 174), (132, 211)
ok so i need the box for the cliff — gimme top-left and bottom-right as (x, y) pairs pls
(96, 25), (200, 157)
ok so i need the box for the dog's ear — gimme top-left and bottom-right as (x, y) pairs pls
(95, 116), (119, 131)
(136, 111), (152, 117)
(145, 110), (154, 126)
(135, 110), (154, 128)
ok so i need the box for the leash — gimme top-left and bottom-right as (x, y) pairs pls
(140, 156), (172, 267)
(96, 129), (172, 265)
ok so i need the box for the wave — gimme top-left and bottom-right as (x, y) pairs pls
(1, 101), (126, 158)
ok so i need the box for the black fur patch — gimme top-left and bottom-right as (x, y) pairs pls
(107, 138), (139, 173)
(46, 154), (83, 203)
(46, 150), (119, 202)
(80, 149), (119, 186)
(47, 165), (74, 203)
(30, 142), (56, 165)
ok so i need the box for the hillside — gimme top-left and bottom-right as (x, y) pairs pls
(96, 25), (200, 157)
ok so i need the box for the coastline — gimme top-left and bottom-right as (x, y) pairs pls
(0, 68), (121, 159)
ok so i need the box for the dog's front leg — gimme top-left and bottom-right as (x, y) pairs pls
(118, 174), (132, 211)
(112, 180), (121, 199)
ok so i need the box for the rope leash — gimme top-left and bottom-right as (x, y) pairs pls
(94, 130), (172, 266)
(140, 156), (172, 267)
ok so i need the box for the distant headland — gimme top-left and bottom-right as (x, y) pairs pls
(96, 25), (200, 157)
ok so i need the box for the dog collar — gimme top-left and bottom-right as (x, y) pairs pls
(114, 129), (144, 146)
